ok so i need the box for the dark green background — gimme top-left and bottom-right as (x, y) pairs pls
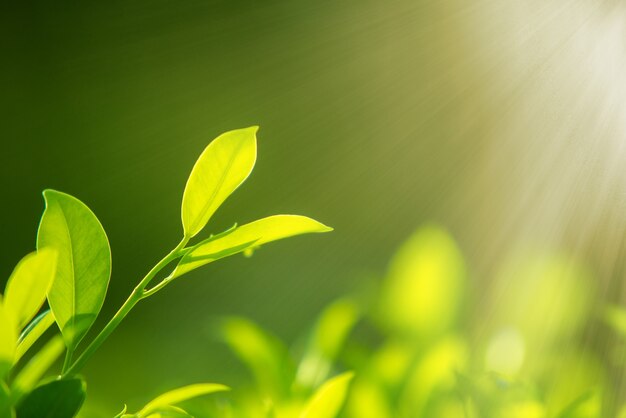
(3, 1), (624, 415)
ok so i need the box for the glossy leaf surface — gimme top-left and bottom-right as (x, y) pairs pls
(173, 215), (331, 278)
(16, 310), (55, 362)
(37, 190), (111, 351)
(182, 127), (258, 238)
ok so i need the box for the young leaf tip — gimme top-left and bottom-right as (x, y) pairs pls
(181, 126), (260, 238)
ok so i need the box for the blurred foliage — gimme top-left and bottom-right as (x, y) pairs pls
(129, 224), (624, 418)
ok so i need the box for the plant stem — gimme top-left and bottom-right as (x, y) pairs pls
(61, 348), (73, 374)
(62, 238), (188, 378)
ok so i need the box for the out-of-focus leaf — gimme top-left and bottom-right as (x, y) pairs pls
(113, 404), (127, 418)
(456, 373), (545, 418)
(604, 305), (626, 337)
(173, 215), (332, 278)
(15, 377), (86, 418)
(300, 372), (354, 418)
(181, 126), (258, 238)
(484, 327), (526, 377)
(145, 405), (194, 418)
(345, 378), (392, 418)
(4, 249), (57, 329)
(542, 350), (605, 416)
(399, 335), (468, 416)
(219, 317), (294, 399)
(556, 390), (600, 418)
(138, 383), (229, 417)
(369, 340), (413, 387)
(0, 298), (17, 378)
(379, 225), (465, 339)
(297, 299), (359, 389)
(37, 189), (111, 352)
(11, 336), (65, 400)
(16, 310), (55, 362)
(1, 381), (15, 418)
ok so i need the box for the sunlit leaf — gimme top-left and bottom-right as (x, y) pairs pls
(399, 335), (468, 415)
(219, 317), (293, 399)
(379, 225), (465, 339)
(173, 215), (332, 278)
(297, 299), (359, 389)
(0, 298), (18, 378)
(37, 189), (112, 352)
(346, 379), (392, 418)
(300, 372), (354, 418)
(181, 126), (258, 238)
(137, 383), (229, 417)
(556, 390), (600, 418)
(145, 405), (194, 418)
(15, 377), (86, 418)
(4, 249), (57, 329)
(113, 404), (127, 418)
(11, 336), (65, 401)
(16, 310), (55, 362)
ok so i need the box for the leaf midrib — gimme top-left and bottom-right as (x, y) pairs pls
(189, 138), (246, 235)
(56, 201), (77, 336)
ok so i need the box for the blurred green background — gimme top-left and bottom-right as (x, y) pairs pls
(2, 1), (626, 416)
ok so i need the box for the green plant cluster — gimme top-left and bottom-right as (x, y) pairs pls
(0, 127), (331, 418)
(1, 127), (625, 418)
(197, 226), (626, 418)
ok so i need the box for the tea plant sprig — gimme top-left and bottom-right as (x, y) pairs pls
(59, 126), (332, 377)
(0, 126), (331, 417)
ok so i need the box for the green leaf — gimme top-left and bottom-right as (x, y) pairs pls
(16, 310), (55, 362)
(4, 249), (57, 329)
(173, 215), (332, 278)
(181, 126), (258, 238)
(1, 381), (15, 418)
(15, 378), (86, 418)
(296, 299), (360, 389)
(137, 383), (229, 417)
(218, 317), (293, 399)
(145, 405), (193, 418)
(113, 404), (128, 418)
(0, 298), (18, 378)
(556, 390), (600, 418)
(37, 189), (112, 352)
(379, 225), (465, 339)
(300, 372), (354, 418)
(11, 336), (65, 401)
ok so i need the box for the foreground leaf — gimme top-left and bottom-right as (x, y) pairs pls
(37, 190), (112, 351)
(0, 299), (17, 378)
(11, 336), (65, 401)
(16, 310), (55, 362)
(173, 215), (332, 278)
(181, 126), (258, 238)
(15, 378), (86, 418)
(137, 383), (229, 417)
(300, 372), (354, 418)
(4, 249), (57, 329)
